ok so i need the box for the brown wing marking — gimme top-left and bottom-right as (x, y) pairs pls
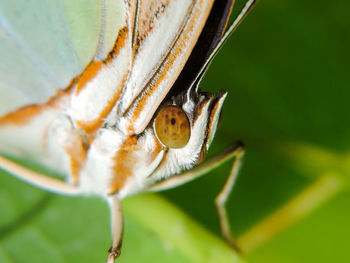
(109, 133), (164, 194)
(0, 105), (46, 126)
(74, 70), (128, 135)
(110, 135), (139, 193)
(63, 133), (88, 184)
(124, 0), (215, 134)
(74, 61), (103, 96)
(73, 27), (130, 134)
(0, 88), (72, 126)
(133, 0), (170, 55)
(106, 26), (131, 62)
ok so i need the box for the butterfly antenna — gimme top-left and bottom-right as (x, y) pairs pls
(194, 0), (258, 86)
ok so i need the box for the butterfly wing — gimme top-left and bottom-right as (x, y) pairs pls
(0, 0), (124, 115)
(115, 0), (218, 134)
(0, 0), (222, 180)
(170, 0), (235, 97)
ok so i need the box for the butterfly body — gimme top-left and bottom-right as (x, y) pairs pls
(0, 0), (256, 260)
(0, 0), (225, 198)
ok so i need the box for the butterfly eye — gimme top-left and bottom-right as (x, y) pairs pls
(154, 106), (191, 149)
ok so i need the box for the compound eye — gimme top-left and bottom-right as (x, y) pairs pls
(154, 105), (190, 148)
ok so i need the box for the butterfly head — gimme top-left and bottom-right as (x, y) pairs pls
(143, 86), (227, 182)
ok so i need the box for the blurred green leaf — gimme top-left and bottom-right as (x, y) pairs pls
(1, 0), (350, 262)
(0, 171), (243, 263)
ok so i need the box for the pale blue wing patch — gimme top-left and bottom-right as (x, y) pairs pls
(94, 0), (126, 61)
(0, 0), (81, 86)
(0, 0), (129, 177)
(0, 27), (54, 115)
(57, 0), (126, 67)
(0, 0), (125, 116)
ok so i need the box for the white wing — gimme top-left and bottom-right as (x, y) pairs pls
(0, 0), (124, 115)
(0, 0), (216, 179)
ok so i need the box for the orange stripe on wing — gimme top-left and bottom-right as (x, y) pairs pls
(0, 89), (71, 126)
(0, 105), (44, 126)
(109, 135), (138, 194)
(74, 61), (103, 96)
(74, 70), (129, 135)
(74, 27), (130, 135)
(63, 135), (88, 184)
(124, 0), (214, 134)
(106, 27), (129, 62)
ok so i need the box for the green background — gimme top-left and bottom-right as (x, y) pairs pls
(1, 0), (350, 262)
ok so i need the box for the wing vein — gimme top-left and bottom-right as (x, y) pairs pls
(94, 0), (107, 60)
(123, 2), (195, 117)
(0, 12), (60, 87)
(131, 0), (140, 52)
(55, 0), (79, 74)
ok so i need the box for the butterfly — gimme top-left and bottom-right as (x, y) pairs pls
(0, 0), (256, 261)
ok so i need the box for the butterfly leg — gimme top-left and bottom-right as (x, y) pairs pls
(148, 142), (244, 191)
(106, 195), (123, 263)
(148, 141), (244, 250)
(0, 155), (80, 196)
(214, 143), (244, 251)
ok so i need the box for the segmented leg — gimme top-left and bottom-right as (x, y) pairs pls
(148, 141), (245, 250)
(0, 155), (80, 196)
(215, 144), (244, 251)
(106, 195), (124, 263)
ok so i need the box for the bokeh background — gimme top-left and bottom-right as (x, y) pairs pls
(1, 0), (350, 262)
